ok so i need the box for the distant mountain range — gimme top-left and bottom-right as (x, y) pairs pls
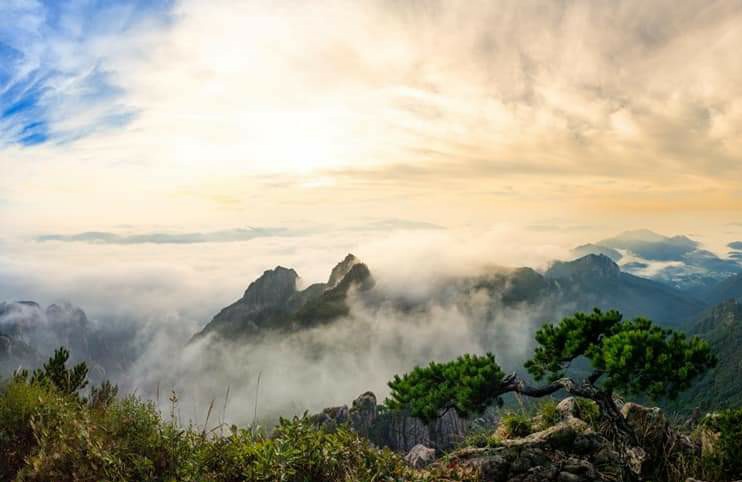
(4, 229), (742, 413)
(0, 301), (134, 381)
(572, 229), (741, 293)
(194, 250), (713, 347)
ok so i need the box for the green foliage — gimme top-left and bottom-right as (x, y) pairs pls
(525, 309), (623, 381)
(458, 429), (503, 449)
(594, 317), (717, 399)
(534, 399), (561, 429)
(386, 353), (506, 422)
(699, 407), (742, 480)
(196, 416), (409, 481)
(0, 380), (61, 480)
(526, 309), (717, 400)
(573, 398), (601, 430)
(0, 374), (413, 481)
(16, 347), (90, 397)
(497, 410), (533, 438)
(89, 379), (119, 410)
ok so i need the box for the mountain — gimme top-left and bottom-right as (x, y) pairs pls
(196, 253), (706, 348)
(0, 301), (130, 380)
(574, 230), (741, 293)
(192, 254), (374, 342)
(699, 272), (742, 306)
(571, 243), (622, 262)
(544, 254), (705, 327)
(666, 300), (742, 413)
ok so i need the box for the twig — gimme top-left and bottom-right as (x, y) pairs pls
(202, 399), (215, 436)
(253, 371), (262, 430)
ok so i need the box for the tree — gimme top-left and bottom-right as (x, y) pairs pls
(386, 309), (717, 447)
(15, 347), (89, 396)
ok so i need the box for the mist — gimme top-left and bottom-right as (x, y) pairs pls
(0, 224), (606, 426)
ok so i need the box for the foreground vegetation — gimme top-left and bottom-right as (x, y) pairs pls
(0, 348), (419, 481)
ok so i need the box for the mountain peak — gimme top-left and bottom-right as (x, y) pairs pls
(327, 253), (361, 289)
(545, 254), (621, 281)
(241, 266), (300, 307)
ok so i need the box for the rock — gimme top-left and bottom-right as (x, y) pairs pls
(312, 392), (466, 453)
(349, 391), (377, 436)
(310, 405), (349, 432)
(438, 418), (620, 482)
(404, 444), (435, 468)
(622, 402), (700, 478)
(503, 418), (590, 451)
(327, 254), (360, 289)
(556, 397), (580, 420)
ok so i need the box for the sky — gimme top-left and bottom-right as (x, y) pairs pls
(2, 0), (742, 309)
(3, 0), (742, 419)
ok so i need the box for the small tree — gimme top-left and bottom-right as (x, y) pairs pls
(387, 309), (716, 452)
(15, 347), (89, 397)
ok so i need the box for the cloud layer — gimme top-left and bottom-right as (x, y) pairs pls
(2, 0), (742, 238)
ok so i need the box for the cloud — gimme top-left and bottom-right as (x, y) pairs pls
(3, 0), (742, 240)
(348, 219), (445, 232)
(0, 225), (579, 421)
(35, 227), (294, 245)
(728, 241), (742, 250)
(0, 0), (172, 147)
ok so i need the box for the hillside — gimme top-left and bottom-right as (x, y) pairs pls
(667, 299), (742, 413)
(545, 254), (706, 328)
(699, 272), (742, 306)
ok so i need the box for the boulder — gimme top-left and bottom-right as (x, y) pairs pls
(404, 444), (436, 468)
(556, 397), (579, 420)
(349, 391), (377, 437)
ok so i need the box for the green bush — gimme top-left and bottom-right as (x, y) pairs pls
(0, 380), (61, 480)
(497, 410), (533, 438)
(194, 416), (409, 481)
(458, 429), (503, 449)
(0, 375), (413, 481)
(534, 399), (561, 429)
(699, 407), (742, 480)
(574, 398), (601, 430)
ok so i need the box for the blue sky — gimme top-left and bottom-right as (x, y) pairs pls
(0, 0), (172, 146)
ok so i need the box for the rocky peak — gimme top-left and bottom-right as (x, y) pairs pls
(46, 302), (89, 328)
(241, 266), (299, 308)
(327, 254), (360, 289)
(545, 254), (621, 282)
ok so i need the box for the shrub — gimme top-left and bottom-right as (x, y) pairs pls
(534, 399), (561, 430)
(195, 416), (410, 481)
(497, 410), (533, 439)
(458, 429), (503, 449)
(574, 398), (601, 430)
(98, 396), (197, 481)
(0, 380), (60, 480)
(699, 407), (742, 480)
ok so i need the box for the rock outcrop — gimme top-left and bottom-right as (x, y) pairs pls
(312, 392), (467, 453)
(444, 418), (622, 482)
(404, 444), (436, 468)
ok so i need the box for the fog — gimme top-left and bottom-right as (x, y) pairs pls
(0, 224), (610, 426)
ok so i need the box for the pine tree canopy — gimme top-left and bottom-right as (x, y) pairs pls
(386, 309), (717, 422)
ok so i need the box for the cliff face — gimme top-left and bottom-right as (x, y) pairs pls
(311, 391), (467, 453)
